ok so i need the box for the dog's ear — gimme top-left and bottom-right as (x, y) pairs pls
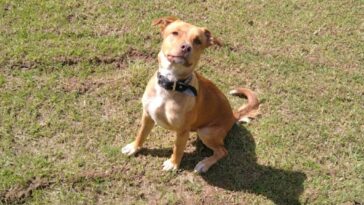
(152, 16), (179, 32)
(204, 29), (222, 47)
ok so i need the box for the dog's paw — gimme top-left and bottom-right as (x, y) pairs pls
(162, 159), (178, 171)
(238, 116), (251, 124)
(194, 159), (210, 173)
(121, 143), (139, 156)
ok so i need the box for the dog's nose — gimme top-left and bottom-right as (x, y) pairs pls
(181, 43), (192, 53)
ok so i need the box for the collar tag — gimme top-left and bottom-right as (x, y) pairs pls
(172, 81), (177, 91)
(183, 89), (196, 96)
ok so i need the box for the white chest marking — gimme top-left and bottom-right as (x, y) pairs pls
(142, 85), (168, 127)
(147, 95), (163, 122)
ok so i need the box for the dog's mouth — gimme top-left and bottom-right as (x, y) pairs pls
(167, 55), (192, 67)
(167, 55), (185, 62)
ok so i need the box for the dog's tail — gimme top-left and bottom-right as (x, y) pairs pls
(230, 87), (260, 123)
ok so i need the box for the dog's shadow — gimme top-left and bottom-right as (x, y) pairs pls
(139, 124), (306, 205)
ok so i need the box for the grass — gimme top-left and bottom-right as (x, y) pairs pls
(0, 0), (363, 204)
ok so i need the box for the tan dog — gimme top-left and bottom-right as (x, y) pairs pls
(122, 17), (259, 173)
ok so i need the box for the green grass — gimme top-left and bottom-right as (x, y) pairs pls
(1, 0), (363, 204)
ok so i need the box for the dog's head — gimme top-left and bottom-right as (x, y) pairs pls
(153, 16), (221, 76)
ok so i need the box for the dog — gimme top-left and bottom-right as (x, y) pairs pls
(122, 16), (259, 173)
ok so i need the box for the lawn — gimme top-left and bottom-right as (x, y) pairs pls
(0, 0), (363, 204)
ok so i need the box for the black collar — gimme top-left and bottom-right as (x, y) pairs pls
(157, 72), (198, 97)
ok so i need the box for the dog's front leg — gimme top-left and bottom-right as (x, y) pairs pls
(163, 130), (189, 171)
(122, 111), (155, 156)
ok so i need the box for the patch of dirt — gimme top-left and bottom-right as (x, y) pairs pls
(55, 56), (82, 66)
(6, 48), (155, 70)
(0, 166), (128, 204)
(61, 77), (105, 94)
(3, 3), (14, 11)
(65, 13), (87, 23)
(54, 48), (155, 69)
(1, 177), (51, 204)
(93, 24), (128, 37)
(68, 165), (128, 185)
(8, 60), (37, 70)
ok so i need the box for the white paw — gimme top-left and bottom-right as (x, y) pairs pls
(238, 116), (251, 124)
(162, 159), (178, 171)
(194, 159), (209, 173)
(121, 143), (139, 156)
(229, 90), (239, 95)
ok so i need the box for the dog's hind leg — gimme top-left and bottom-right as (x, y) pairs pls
(194, 127), (228, 173)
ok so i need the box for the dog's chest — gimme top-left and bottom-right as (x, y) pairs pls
(142, 87), (194, 129)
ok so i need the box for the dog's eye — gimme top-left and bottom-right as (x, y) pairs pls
(172, 31), (178, 36)
(193, 38), (202, 45)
